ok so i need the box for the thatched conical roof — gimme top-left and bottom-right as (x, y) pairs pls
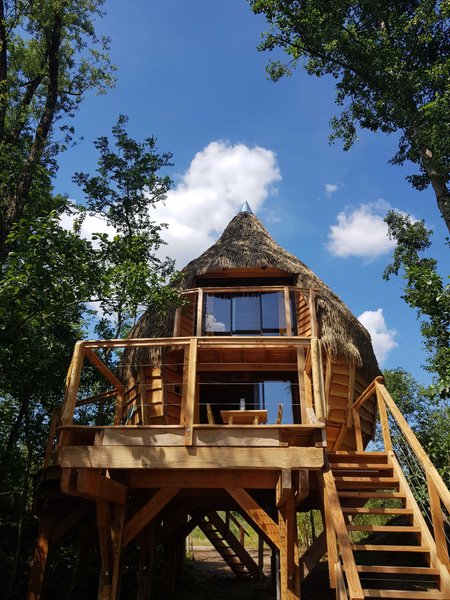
(124, 211), (380, 380)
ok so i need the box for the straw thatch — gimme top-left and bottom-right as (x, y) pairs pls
(122, 211), (380, 381)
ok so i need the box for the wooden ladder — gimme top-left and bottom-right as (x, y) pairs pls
(198, 511), (260, 579)
(327, 450), (450, 599)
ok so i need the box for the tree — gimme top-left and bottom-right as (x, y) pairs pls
(384, 368), (449, 486)
(0, 117), (180, 597)
(0, 0), (115, 261)
(248, 0), (450, 232)
(384, 210), (449, 397)
(73, 114), (181, 339)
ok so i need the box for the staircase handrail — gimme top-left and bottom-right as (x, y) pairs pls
(352, 377), (450, 569)
(374, 380), (450, 516)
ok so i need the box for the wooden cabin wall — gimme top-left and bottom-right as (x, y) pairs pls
(178, 295), (196, 337)
(162, 359), (183, 424)
(322, 359), (377, 451)
(296, 291), (311, 337)
(119, 368), (164, 425)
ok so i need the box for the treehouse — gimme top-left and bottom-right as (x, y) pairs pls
(29, 206), (450, 600)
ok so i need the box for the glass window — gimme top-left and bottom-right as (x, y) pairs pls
(203, 291), (292, 336)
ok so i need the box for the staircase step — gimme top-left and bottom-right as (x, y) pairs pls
(352, 545), (430, 553)
(363, 590), (448, 599)
(338, 491), (405, 500)
(330, 463), (394, 471)
(328, 452), (389, 461)
(335, 477), (399, 489)
(342, 507), (413, 515)
(347, 525), (421, 533)
(357, 566), (440, 576)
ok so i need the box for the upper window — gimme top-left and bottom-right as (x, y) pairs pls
(203, 291), (296, 336)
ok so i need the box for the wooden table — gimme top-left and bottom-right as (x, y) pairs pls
(220, 409), (268, 425)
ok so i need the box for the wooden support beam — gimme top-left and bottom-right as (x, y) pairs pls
(51, 504), (91, 543)
(122, 488), (180, 548)
(27, 517), (54, 600)
(96, 501), (126, 600)
(137, 524), (155, 600)
(277, 469), (293, 508)
(84, 348), (124, 391)
(278, 487), (300, 598)
(96, 499), (113, 599)
(59, 445), (324, 470)
(295, 470), (309, 505)
(299, 530), (327, 582)
(76, 470), (128, 504)
(226, 487), (280, 549)
(128, 469), (278, 489)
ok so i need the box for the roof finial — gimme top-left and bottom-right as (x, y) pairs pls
(239, 201), (253, 214)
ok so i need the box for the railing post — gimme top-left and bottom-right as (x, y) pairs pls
(427, 473), (450, 567)
(375, 385), (393, 452)
(60, 341), (85, 427)
(352, 407), (364, 452)
(196, 289), (203, 337)
(309, 289), (318, 338)
(283, 286), (293, 336)
(182, 338), (198, 446)
(311, 338), (325, 421)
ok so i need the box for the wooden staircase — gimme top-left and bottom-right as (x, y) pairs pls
(327, 450), (450, 599)
(198, 511), (260, 579)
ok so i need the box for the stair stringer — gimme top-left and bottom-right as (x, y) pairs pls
(198, 511), (260, 579)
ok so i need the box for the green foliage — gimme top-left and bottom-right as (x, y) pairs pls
(0, 0), (116, 258)
(73, 114), (181, 338)
(249, 0), (450, 230)
(384, 211), (450, 397)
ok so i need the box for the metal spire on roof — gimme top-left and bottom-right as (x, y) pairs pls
(239, 201), (253, 214)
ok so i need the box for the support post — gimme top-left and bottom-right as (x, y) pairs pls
(27, 517), (53, 600)
(60, 341), (84, 426)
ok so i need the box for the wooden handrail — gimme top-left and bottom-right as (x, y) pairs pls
(375, 381), (450, 515)
(352, 376), (383, 412)
(353, 378), (450, 571)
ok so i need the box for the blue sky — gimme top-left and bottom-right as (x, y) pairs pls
(55, 0), (449, 386)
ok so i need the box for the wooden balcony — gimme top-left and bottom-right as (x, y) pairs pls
(47, 335), (327, 473)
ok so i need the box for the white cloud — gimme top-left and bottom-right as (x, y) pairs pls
(327, 200), (396, 260)
(156, 140), (281, 266)
(324, 183), (338, 195)
(358, 308), (398, 365)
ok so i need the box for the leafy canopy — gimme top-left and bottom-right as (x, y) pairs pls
(0, 0), (116, 259)
(384, 210), (449, 397)
(249, 0), (450, 231)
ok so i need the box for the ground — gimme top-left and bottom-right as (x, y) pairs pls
(178, 546), (334, 600)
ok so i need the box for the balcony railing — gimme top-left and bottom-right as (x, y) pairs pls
(44, 334), (328, 467)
